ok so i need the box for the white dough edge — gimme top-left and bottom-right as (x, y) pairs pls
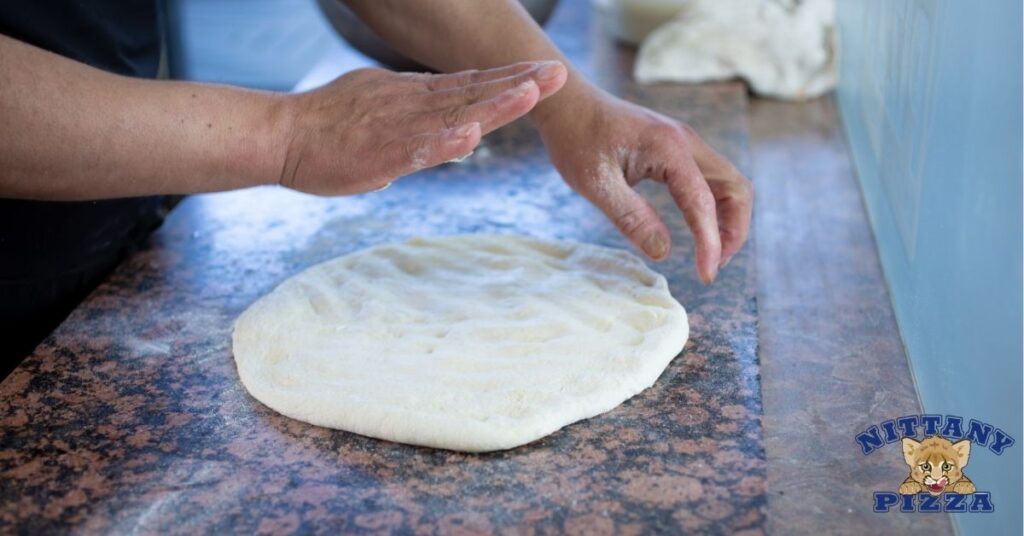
(232, 235), (689, 452)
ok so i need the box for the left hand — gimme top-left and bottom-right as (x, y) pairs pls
(533, 88), (752, 284)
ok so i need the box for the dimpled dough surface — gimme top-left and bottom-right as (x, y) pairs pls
(232, 235), (689, 452)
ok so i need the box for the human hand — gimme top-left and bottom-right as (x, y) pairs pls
(533, 88), (752, 283)
(276, 61), (567, 195)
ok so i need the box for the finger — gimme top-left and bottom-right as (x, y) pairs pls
(687, 135), (753, 266)
(579, 159), (672, 261)
(418, 79), (541, 134)
(420, 62), (540, 91)
(662, 154), (722, 283)
(708, 175), (753, 267)
(420, 62), (566, 110)
(381, 122), (482, 182)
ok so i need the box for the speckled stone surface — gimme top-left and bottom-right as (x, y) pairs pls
(750, 99), (953, 535)
(0, 1), (765, 533)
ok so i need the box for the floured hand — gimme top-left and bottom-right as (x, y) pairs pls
(276, 61), (567, 195)
(533, 87), (752, 283)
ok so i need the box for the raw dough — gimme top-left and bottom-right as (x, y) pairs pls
(635, 0), (837, 100)
(232, 235), (688, 452)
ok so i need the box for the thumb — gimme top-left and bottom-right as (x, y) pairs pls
(580, 164), (672, 261)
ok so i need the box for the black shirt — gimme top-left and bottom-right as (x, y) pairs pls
(0, 1), (169, 371)
(0, 1), (161, 76)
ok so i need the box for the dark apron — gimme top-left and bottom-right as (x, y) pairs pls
(0, 0), (166, 377)
(0, 197), (177, 377)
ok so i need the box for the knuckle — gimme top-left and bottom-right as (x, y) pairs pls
(614, 207), (648, 237)
(650, 122), (679, 140)
(738, 177), (754, 198)
(424, 70), (459, 91)
(443, 105), (466, 128)
(400, 138), (422, 167)
(691, 189), (716, 214)
(423, 75), (442, 91)
(723, 176), (753, 205)
(462, 82), (485, 103)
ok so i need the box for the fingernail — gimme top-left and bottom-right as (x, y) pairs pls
(536, 61), (562, 81)
(719, 255), (733, 269)
(706, 263), (719, 283)
(643, 232), (667, 259)
(453, 122), (479, 138)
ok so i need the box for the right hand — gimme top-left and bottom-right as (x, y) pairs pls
(275, 61), (567, 195)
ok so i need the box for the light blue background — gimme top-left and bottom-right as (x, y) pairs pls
(837, 0), (1022, 533)
(164, 0), (340, 90)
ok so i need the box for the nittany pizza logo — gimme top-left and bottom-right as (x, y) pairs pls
(855, 415), (1015, 513)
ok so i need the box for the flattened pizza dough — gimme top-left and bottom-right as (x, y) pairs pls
(232, 235), (688, 452)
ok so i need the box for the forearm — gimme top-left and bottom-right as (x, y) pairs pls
(345, 1), (752, 280)
(0, 34), (285, 200)
(344, 0), (599, 126)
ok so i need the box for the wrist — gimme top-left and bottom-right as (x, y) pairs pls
(529, 76), (607, 133)
(247, 91), (297, 189)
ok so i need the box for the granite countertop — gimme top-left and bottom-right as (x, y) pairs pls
(0, 1), (766, 533)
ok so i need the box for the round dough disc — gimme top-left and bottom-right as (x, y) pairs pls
(233, 234), (688, 452)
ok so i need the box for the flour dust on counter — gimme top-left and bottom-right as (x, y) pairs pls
(232, 234), (689, 452)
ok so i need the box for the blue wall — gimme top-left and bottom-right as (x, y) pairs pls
(837, 1), (1022, 533)
(165, 0), (341, 90)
